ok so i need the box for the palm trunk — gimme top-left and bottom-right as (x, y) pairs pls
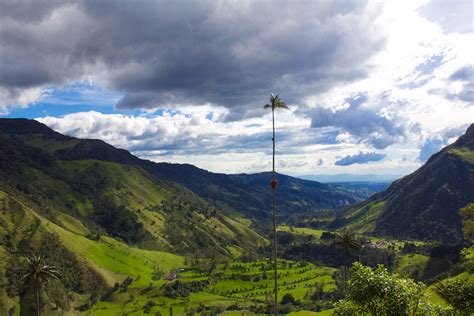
(272, 108), (278, 315)
(36, 279), (40, 316)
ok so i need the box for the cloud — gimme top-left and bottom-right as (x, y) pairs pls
(335, 151), (386, 166)
(0, 0), (69, 22)
(417, 124), (470, 161)
(449, 66), (474, 81)
(279, 159), (308, 168)
(446, 65), (474, 102)
(0, 0), (385, 117)
(307, 92), (407, 149)
(418, 0), (474, 34)
(418, 138), (445, 162)
(37, 110), (313, 157)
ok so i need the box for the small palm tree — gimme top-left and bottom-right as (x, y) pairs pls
(264, 93), (289, 315)
(21, 254), (60, 316)
(334, 229), (361, 253)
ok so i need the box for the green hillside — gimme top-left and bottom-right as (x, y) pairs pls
(0, 118), (365, 221)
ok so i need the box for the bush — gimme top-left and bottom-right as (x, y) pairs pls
(435, 278), (474, 313)
(281, 293), (296, 305)
(334, 262), (443, 315)
(333, 300), (358, 316)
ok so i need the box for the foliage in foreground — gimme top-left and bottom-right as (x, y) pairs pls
(334, 262), (447, 315)
(460, 203), (474, 242)
(435, 278), (474, 314)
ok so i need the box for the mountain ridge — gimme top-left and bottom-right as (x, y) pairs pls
(332, 123), (474, 242)
(0, 118), (366, 221)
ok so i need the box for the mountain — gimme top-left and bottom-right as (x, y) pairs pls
(300, 173), (401, 183)
(0, 119), (364, 222)
(331, 181), (392, 199)
(0, 119), (274, 257)
(332, 124), (474, 243)
(0, 118), (366, 258)
(59, 143), (366, 220)
(149, 167), (364, 221)
(0, 118), (268, 313)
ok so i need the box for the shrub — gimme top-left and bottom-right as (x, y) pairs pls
(334, 262), (443, 315)
(281, 293), (296, 305)
(435, 278), (474, 314)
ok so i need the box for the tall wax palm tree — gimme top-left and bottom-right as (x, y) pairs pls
(264, 93), (289, 315)
(21, 254), (60, 316)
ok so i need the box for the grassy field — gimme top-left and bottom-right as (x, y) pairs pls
(277, 225), (327, 238)
(343, 201), (385, 233)
(394, 253), (430, 278)
(87, 260), (337, 315)
(449, 146), (474, 163)
(40, 213), (184, 287)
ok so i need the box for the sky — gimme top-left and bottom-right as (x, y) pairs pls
(1, 0), (473, 178)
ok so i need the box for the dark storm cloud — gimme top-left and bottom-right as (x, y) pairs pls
(0, 0), (385, 117)
(0, 0), (70, 22)
(307, 92), (406, 149)
(335, 151), (386, 166)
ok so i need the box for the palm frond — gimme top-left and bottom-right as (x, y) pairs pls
(275, 100), (288, 109)
(264, 93), (289, 111)
(21, 254), (61, 286)
(334, 229), (361, 252)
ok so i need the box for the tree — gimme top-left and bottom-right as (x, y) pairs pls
(281, 293), (296, 305)
(460, 204), (474, 272)
(334, 262), (444, 315)
(435, 278), (474, 314)
(460, 203), (474, 242)
(21, 254), (60, 316)
(264, 93), (289, 315)
(461, 247), (474, 272)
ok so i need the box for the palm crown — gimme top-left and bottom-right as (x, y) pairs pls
(21, 254), (60, 316)
(264, 93), (289, 111)
(334, 229), (361, 253)
(22, 254), (60, 286)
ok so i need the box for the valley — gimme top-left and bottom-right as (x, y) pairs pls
(0, 119), (473, 315)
